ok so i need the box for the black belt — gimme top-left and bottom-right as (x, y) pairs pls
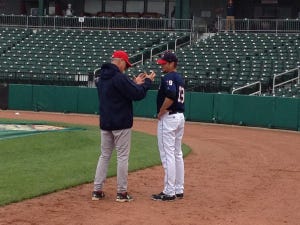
(169, 111), (183, 115)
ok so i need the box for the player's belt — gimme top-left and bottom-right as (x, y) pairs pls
(169, 111), (183, 115)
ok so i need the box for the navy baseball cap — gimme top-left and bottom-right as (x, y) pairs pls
(157, 51), (178, 65)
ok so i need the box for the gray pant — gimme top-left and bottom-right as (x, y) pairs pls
(94, 128), (131, 193)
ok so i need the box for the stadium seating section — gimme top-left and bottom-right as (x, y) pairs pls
(0, 27), (299, 97)
(129, 32), (299, 97)
(0, 27), (189, 86)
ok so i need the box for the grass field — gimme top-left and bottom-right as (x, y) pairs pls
(0, 119), (191, 206)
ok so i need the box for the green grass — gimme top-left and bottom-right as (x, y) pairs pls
(0, 119), (191, 206)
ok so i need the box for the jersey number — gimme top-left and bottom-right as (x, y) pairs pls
(178, 86), (185, 103)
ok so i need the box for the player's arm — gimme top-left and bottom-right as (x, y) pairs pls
(114, 73), (152, 101)
(157, 97), (174, 120)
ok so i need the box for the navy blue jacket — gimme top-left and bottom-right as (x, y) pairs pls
(96, 63), (152, 130)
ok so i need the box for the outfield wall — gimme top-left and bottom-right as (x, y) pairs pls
(6, 84), (300, 131)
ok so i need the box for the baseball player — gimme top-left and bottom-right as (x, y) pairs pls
(152, 51), (185, 201)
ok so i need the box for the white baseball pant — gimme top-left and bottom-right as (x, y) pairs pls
(157, 112), (185, 196)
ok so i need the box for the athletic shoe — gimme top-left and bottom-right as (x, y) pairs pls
(176, 193), (184, 199)
(151, 192), (165, 199)
(92, 191), (105, 200)
(151, 192), (176, 201)
(116, 192), (133, 202)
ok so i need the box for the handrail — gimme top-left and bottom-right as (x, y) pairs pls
(217, 18), (300, 33)
(174, 35), (190, 51)
(0, 14), (193, 32)
(232, 81), (261, 95)
(130, 52), (144, 66)
(149, 43), (169, 61)
(175, 37), (179, 51)
(272, 67), (300, 94)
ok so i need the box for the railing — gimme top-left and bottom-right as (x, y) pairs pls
(217, 18), (300, 33)
(232, 81), (262, 96)
(272, 67), (300, 94)
(149, 43), (168, 62)
(130, 52), (144, 66)
(0, 71), (91, 87)
(175, 35), (191, 51)
(0, 14), (193, 32)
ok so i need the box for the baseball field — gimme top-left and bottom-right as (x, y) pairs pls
(0, 110), (300, 225)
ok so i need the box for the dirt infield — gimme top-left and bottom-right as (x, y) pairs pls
(0, 110), (300, 225)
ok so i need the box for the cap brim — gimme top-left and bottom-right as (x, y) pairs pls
(157, 59), (168, 65)
(124, 59), (132, 67)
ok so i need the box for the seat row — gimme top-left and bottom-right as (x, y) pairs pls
(127, 33), (300, 96)
(0, 28), (190, 86)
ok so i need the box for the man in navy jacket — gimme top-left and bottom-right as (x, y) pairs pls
(92, 50), (155, 202)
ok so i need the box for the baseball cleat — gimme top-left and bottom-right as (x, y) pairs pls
(92, 191), (105, 200)
(151, 192), (176, 201)
(116, 192), (133, 202)
(175, 193), (184, 199)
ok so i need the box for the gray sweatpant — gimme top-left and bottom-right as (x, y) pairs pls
(93, 128), (131, 193)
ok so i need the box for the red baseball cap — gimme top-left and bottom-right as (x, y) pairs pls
(112, 50), (132, 67)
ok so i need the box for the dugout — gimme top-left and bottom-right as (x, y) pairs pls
(0, 83), (9, 110)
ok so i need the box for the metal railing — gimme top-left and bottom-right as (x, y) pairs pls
(232, 81), (262, 96)
(217, 18), (300, 33)
(130, 52), (144, 66)
(272, 67), (300, 94)
(149, 43), (168, 62)
(0, 71), (91, 87)
(0, 14), (193, 32)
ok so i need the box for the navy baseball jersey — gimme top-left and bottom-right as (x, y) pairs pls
(156, 71), (185, 113)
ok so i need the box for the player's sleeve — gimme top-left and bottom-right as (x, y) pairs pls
(165, 79), (176, 101)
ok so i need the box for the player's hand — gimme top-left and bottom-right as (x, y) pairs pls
(157, 109), (168, 120)
(145, 70), (156, 81)
(134, 71), (156, 84)
(134, 73), (147, 84)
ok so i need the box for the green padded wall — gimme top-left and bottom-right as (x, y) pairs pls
(133, 90), (157, 118)
(77, 87), (99, 114)
(8, 84), (33, 110)
(32, 85), (56, 111)
(189, 92), (214, 122)
(7, 84), (300, 131)
(184, 91), (191, 120)
(232, 95), (275, 127)
(55, 86), (79, 113)
(32, 85), (78, 112)
(213, 94), (234, 124)
(273, 97), (299, 130)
